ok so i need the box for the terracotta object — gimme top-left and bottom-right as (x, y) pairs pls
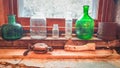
(64, 39), (96, 51)
(23, 43), (53, 56)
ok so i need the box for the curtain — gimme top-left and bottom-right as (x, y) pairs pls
(98, 0), (116, 22)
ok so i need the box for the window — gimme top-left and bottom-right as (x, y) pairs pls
(18, 0), (99, 19)
(0, 0), (116, 48)
(2, 0), (116, 30)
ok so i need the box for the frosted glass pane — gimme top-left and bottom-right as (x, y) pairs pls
(18, 0), (94, 18)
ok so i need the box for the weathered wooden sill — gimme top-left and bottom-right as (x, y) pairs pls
(0, 37), (120, 59)
(0, 49), (120, 59)
(0, 36), (119, 49)
(20, 36), (101, 40)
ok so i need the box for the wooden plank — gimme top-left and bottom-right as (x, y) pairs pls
(0, 36), (119, 49)
(0, 49), (119, 59)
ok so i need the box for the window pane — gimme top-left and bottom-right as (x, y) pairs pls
(18, 0), (98, 18)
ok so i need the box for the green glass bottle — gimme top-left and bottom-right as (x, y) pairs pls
(1, 14), (23, 40)
(75, 5), (94, 40)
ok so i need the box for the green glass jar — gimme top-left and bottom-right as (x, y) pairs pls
(75, 5), (94, 40)
(1, 14), (23, 40)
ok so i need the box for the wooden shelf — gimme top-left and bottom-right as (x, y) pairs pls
(20, 36), (101, 40)
(0, 37), (119, 49)
(0, 49), (119, 59)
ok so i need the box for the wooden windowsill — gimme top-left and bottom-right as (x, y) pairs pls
(0, 37), (119, 59)
(0, 36), (119, 49)
(0, 49), (119, 59)
(20, 36), (102, 41)
(0, 36), (101, 41)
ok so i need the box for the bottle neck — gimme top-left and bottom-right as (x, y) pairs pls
(83, 5), (89, 15)
(8, 15), (16, 24)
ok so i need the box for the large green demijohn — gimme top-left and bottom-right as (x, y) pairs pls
(1, 14), (23, 40)
(75, 5), (94, 40)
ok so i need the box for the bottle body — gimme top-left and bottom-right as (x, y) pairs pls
(52, 24), (59, 39)
(75, 5), (94, 40)
(1, 15), (23, 40)
(65, 18), (72, 39)
(30, 14), (47, 39)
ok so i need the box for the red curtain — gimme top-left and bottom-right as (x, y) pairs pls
(0, 0), (5, 25)
(98, 0), (116, 22)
